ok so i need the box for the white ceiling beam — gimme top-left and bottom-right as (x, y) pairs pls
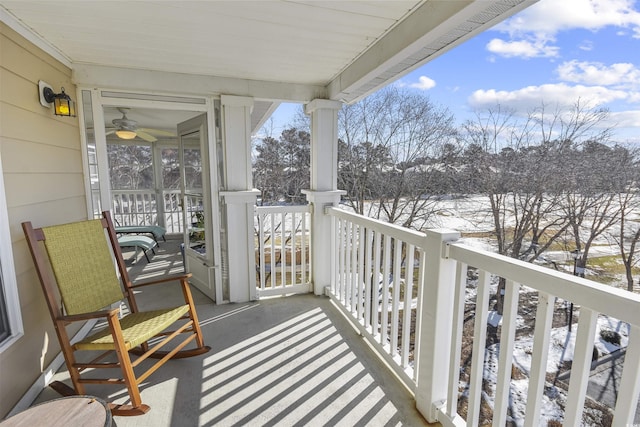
(73, 64), (328, 103)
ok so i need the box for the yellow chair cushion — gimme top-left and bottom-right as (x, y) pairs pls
(75, 305), (190, 351)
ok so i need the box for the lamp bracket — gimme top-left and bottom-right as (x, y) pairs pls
(38, 80), (54, 108)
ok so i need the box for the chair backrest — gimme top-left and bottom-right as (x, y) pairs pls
(41, 219), (124, 315)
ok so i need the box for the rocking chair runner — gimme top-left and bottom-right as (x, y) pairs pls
(22, 211), (210, 416)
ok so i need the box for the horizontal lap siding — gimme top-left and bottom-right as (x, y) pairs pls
(0, 22), (84, 418)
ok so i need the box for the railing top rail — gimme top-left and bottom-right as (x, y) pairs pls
(111, 189), (181, 194)
(255, 204), (311, 214)
(327, 206), (426, 248)
(111, 189), (156, 194)
(448, 242), (640, 326)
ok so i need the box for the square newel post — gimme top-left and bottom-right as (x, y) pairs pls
(304, 99), (343, 296)
(220, 95), (256, 303)
(414, 229), (460, 422)
(302, 190), (345, 295)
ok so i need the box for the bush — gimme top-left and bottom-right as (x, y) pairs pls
(599, 329), (621, 346)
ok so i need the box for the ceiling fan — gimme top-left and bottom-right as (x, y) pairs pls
(106, 107), (175, 142)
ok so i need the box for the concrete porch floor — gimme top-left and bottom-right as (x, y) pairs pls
(32, 238), (436, 426)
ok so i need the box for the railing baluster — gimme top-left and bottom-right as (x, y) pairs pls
(564, 307), (599, 426)
(258, 212), (266, 291)
(350, 223), (359, 313)
(301, 211), (307, 285)
(280, 212), (286, 289)
(524, 291), (555, 427)
(381, 234), (391, 346)
(340, 218), (347, 303)
(269, 212), (276, 289)
(335, 218), (345, 300)
(372, 230), (382, 339)
(357, 224), (365, 321)
(390, 238), (402, 358)
(613, 325), (640, 426)
(467, 269), (491, 426)
(446, 261), (467, 418)
(363, 227), (373, 330)
(401, 244), (415, 368)
(291, 212), (297, 287)
(493, 279), (520, 426)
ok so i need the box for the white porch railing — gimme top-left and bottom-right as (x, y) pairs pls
(111, 189), (187, 234)
(328, 207), (423, 390)
(255, 205), (312, 297)
(326, 207), (640, 426)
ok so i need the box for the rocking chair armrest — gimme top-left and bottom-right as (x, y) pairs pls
(129, 273), (193, 289)
(60, 308), (120, 324)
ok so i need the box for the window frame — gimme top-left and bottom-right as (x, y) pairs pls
(0, 152), (24, 353)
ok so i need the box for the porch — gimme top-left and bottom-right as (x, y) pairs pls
(31, 238), (433, 427)
(21, 202), (640, 426)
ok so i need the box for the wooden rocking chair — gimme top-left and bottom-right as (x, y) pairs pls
(22, 211), (210, 416)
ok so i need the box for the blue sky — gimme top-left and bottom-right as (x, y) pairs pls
(268, 0), (640, 143)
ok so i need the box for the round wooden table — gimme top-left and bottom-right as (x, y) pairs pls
(0, 396), (111, 426)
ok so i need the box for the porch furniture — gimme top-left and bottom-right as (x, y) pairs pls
(117, 234), (158, 262)
(115, 224), (167, 244)
(0, 395), (111, 427)
(22, 211), (210, 416)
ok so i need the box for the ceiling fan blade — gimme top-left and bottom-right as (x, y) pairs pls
(136, 131), (158, 142)
(138, 128), (176, 137)
(105, 129), (116, 136)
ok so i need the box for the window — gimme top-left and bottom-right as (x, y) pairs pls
(0, 154), (23, 352)
(0, 280), (10, 342)
(107, 142), (154, 190)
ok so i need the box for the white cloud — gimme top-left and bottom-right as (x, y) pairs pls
(468, 83), (629, 111)
(489, 0), (640, 58)
(497, 0), (640, 37)
(409, 76), (436, 90)
(556, 60), (640, 89)
(609, 110), (640, 127)
(486, 37), (559, 58)
(578, 40), (594, 51)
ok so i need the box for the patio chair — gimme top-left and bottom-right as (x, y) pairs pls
(115, 224), (167, 244)
(117, 234), (158, 263)
(22, 211), (210, 416)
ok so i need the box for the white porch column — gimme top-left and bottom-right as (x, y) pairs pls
(303, 99), (344, 295)
(414, 229), (460, 422)
(220, 95), (258, 302)
(305, 99), (342, 191)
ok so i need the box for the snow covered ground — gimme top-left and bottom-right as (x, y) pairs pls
(481, 309), (629, 425)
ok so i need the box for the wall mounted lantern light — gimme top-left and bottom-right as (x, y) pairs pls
(38, 80), (76, 117)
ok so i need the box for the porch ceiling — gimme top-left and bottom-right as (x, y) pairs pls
(0, 0), (536, 129)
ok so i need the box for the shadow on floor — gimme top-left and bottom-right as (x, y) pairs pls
(32, 239), (433, 426)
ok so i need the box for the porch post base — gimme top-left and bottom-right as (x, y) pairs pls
(221, 190), (261, 302)
(302, 190), (345, 296)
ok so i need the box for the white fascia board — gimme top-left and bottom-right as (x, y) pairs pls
(72, 64), (327, 103)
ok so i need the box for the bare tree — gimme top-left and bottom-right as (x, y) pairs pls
(615, 190), (640, 291)
(563, 141), (627, 277)
(253, 128), (310, 204)
(460, 101), (614, 313)
(607, 145), (640, 291)
(338, 86), (458, 230)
